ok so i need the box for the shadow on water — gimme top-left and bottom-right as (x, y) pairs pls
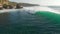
(0, 12), (10, 34)
(0, 10), (60, 34)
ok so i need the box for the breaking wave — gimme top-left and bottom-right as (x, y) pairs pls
(24, 6), (60, 14)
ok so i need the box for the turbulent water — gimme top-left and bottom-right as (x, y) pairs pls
(0, 9), (60, 34)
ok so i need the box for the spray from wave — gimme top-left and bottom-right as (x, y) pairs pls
(24, 6), (60, 14)
(24, 6), (60, 23)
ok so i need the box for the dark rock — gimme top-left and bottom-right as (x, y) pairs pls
(16, 4), (23, 9)
(3, 4), (8, 9)
(8, 5), (13, 9)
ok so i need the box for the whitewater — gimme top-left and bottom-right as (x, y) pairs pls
(0, 6), (60, 34)
(24, 6), (60, 14)
(0, 6), (60, 14)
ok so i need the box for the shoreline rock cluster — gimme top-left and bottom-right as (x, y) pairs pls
(0, 4), (23, 10)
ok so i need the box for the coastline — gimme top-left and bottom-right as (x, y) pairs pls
(0, 9), (23, 13)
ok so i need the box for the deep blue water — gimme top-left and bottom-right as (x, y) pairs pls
(0, 10), (60, 34)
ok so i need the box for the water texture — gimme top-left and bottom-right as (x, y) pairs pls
(0, 10), (60, 34)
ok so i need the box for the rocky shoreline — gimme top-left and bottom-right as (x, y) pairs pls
(0, 4), (23, 10)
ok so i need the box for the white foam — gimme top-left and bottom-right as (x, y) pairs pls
(35, 6), (60, 14)
(25, 6), (60, 14)
(0, 7), (60, 14)
(0, 9), (24, 13)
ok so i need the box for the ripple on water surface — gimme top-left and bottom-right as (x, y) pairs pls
(0, 10), (60, 34)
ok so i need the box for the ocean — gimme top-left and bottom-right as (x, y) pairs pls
(0, 7), (60, 34)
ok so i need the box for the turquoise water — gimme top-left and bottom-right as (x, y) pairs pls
(0, 10), (60, 34)
(35, 11), (60, 23)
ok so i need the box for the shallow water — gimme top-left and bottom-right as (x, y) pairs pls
(0, 10), (60, 34)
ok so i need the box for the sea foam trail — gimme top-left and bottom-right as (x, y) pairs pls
(0, 7), (59, 14)
(35, 6), (60, 14)
(0, 9), (24, 13)
(25, 6), (60, 14)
